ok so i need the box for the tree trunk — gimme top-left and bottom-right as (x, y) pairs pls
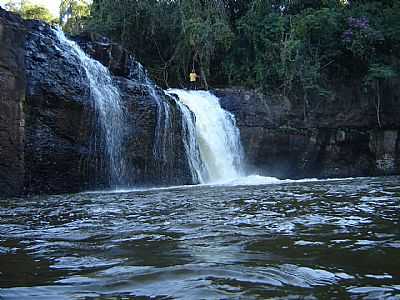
(376, 80), (382, 128)
(200, 63), (208, 90)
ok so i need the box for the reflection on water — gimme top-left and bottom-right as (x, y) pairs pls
(0, 177), (399, 299)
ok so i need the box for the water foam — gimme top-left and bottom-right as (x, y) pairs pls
(168, 89), (244, 183)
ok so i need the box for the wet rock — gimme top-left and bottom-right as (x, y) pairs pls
(116, 78), (193, 186)
(369, 130), (398, 175)
(73, 32), (145, 80)
(0, 9), (26, 196)
(215, 88), (400, 178)
(24, 20), (105, 194)
(0, 8), (193, 196)
(73, 32), (193, 186)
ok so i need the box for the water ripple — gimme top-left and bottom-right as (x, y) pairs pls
(0, 176), (399, 299)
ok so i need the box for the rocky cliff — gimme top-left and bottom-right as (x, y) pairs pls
(0, 9), (26, 196)
(215, 86), (400, 179)
(1, 7), (399, 197)
(0, 8), (193, 196)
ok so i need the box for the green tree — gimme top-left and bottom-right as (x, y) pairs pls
(4, 0), (57, 24)
(89, 0), (180, 84)
(88, 0), (234, 88)
(365, 64), (397, 128)
(85, 0), (400, 96)
(60, 0), (90, 34)
(179, 0), (233, 88)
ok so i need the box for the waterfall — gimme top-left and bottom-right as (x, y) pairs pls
(149, 86), (173, 165)
(53, 29), (127, 187)
(168, 89), (244, 183)
(128, 61), (204, 184)
(127, 60), (174, 172)
(139, 77), (174, 171)
(174, 100), (206, 183)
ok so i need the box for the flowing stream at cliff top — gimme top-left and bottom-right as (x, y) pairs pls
(54, 29), (127, 187)
(168, 89), (244, 183)
(1, 177), (399, 299)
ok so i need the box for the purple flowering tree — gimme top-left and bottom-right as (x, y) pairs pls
(342, 16), (384, 59)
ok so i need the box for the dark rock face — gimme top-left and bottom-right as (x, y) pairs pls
(73, 32), (144, 80)
(0, 10), (26, 196)
(0, 8), (193, 196)
(71, 33), (193, 186)
(215, 88), (400, 179)
(117, 79), (193, 186)
(23, 21), (104, 194)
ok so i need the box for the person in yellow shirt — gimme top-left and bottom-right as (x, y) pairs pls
(189, 68), (199, 90)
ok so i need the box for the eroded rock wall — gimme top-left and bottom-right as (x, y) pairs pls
(216, 88), (400, 179)
(0, 8), (193, 196)
(117, 78), (193, 186)
(0, 10), (26, 196)
(23, 21), (104, 194)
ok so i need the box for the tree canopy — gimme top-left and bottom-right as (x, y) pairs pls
(4, 0), (399, 98)
(3, 0), (57, 24)
(82, 0), (399, 96)
(60, 0), (90, 34)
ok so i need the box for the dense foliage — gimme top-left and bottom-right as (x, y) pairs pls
(88, 0), (235, 88)
(3, 0), (400, 99)
(85, 0), (399, 96)
(3, 0), (57, 24)
(60, 0), (90, 34)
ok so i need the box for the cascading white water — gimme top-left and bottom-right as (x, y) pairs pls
(53, 29), (127, 187)
(168, 89), (244, 183)
(129, 62), (174, 168)
(148, 84), (172, 164)
(174, 100), (206, 183)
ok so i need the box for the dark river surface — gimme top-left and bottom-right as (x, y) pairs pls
(0, 177), (399, 299)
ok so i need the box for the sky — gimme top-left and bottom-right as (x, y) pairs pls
(0, 0), (61, 17)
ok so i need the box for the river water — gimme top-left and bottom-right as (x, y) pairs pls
(0, 177), (399, 299)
